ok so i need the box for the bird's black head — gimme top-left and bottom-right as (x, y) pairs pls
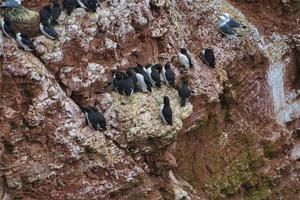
(135, 64), (143, 73)
(115, 71), (124, 80)
(123, 74), (129, 80)
(43, 5), (52, 11)
(126, 68), (134, 75)
(165, 61), (171, 69)
(205, 48), (213, 54)
(163, 96), (170, 105)
(52, 0), (60, 7)
(180, 48), (187, 54)
(84, 106), (93, 112)
(153, 64), (163, 72)
(137, 63), (144, 69)
(4, 17), (11, 25)
(145, 64), (152, 69)
(182, 79), (188, 85)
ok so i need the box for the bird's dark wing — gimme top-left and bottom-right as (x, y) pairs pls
(43, 25), (58, 38)
(178, 85), (190, 98)
(98, 113), (107, 130)
(151, 68), (160, 82)
(185, 53), (193, 68)
(228, 18), (240, 28)
(220, 24), (237, 35)
(5, 23), (16, 38)
(51, 7), (61, 23)
(166, 69), (175, 82)
(21, 34), (34, 49)
(204, 50), (215, 67)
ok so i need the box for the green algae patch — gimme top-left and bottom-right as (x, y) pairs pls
(216, 154), (254, 197)
(3, 7), (39, 24)
(245, 183), (271, 200)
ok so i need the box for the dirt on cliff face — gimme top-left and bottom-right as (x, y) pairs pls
(1, 0), (300, 199)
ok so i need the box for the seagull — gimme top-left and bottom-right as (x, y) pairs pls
(223, 13), (246, 29)
(218, 15), (241, 37)
(0, 0), (21, 8)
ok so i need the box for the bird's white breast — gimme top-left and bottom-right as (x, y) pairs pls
(178, 53), (190, 69)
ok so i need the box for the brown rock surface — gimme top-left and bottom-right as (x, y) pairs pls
(0, 0), (300, 199)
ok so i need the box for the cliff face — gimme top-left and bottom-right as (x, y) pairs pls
(0, 0), (299, 199)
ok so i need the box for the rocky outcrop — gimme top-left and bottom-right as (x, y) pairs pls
(0, 0), (299, 199)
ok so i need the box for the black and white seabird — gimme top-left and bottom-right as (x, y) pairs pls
(202, 48), (216, 68)
(39, 20), (58, 40)
(0, 0), (21, 8)
(50, 0), (62, 25)
(223, 13), (246, 29)
(16, 32), (35, 51)
(218, 16), (240, 37)
(160, 96), (173, 125)
(162, 61), (175, 87)
(1, 17), (16, 38)
(135, 64), (152, 93)
(146, 64), (161, 88)
(126, 67), (138, 92)
(63, 0), (77, 15)
(178, 48), (193, 69)
(178, 79), (191, 107)
(152, 63), (163, 73)
(112, 71), (124, 94)
(120, 74), (134, 96)
(84, 106), (107, 131)
(40, 5), (53, 25)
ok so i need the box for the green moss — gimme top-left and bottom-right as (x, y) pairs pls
(245, 184), (271, 200)
(3, 140), (14, 154)
(23, 87), (35, 98)
(20, 122), (29, 130)
(262, 141), (277, 159)
(3, 7), (38, 23)
(206, 148), (264, 198)
(10, 121), (17, 130)
(198, 112), (209, 128)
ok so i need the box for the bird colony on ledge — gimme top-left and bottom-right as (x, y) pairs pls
(1, 0), (246, 132)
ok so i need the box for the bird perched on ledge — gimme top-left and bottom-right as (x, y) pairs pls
(218, 15), (241, 37)
(16, 32), (35, 51)
(0, 0), (21, 8)
(160, 96), (173, 125)
(84, 106), (107, 131)
(162, 61), (175, 88)
(222, 13), (247, 29)
(178, 48), (193, 69)
(202, 48), (216, 68)
(1, 17), (16, 38)
(178, 79), (191, 107)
